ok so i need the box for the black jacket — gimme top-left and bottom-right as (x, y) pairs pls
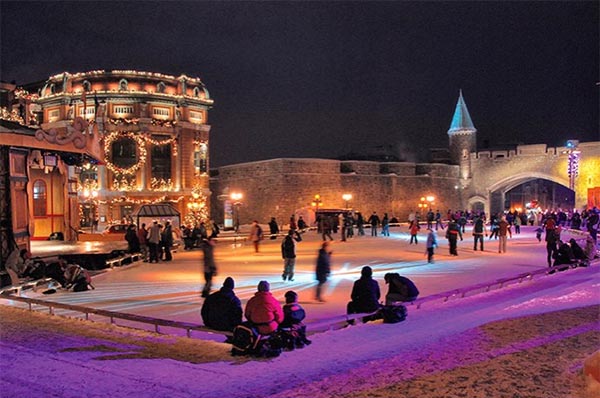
(350, 277), (380, 313)
(201, 287), (242, 332)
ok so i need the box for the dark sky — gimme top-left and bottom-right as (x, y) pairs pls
(1, 1), (598, 167)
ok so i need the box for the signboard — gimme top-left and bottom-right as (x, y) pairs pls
(224, 200), (233, 228)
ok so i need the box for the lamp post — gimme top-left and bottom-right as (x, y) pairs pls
(230, 192), (243, 233)
(342, 193), (352, 209)
(565, 140), (580, 191)
(312, 194), (322, 213)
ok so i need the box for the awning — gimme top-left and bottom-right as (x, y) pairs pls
(132, 204), (180, 218)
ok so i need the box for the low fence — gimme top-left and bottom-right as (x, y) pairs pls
(1, 260), (594, 340)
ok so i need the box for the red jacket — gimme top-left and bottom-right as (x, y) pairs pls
(244, 291), (284, 335)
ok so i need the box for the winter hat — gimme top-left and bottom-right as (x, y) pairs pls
(257, 280), (270, 292)
(361, 266), (373, 278)
(223, 277), (235, 289)
(284, 290), (298, 304)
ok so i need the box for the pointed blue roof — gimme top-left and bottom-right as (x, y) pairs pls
(448, 90), (476, 135)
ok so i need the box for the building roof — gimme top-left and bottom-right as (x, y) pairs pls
(448, 90), (476, 135)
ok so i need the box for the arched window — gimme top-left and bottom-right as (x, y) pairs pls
(119, 79), (128, 91)
(157, 82), (166, 93)
(82, 80), (91, 92)
(49, 84), (56, 94)
(193, 87), (200, 97)
(33, 180), (47, 216)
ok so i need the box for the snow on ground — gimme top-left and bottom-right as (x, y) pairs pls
(1, 226), (599, 397)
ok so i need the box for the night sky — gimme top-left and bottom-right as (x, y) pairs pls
(1, 1), (598, 167)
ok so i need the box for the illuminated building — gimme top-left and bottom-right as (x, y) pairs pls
(30, 70), (214, 231)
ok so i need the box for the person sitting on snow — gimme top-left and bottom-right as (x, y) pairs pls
(278, 290), (311, 348)
(201, 277), (242, 332)
(384, 273), (420, 305)
(244, 281), (283, 335)
(347, 266), (381, 315)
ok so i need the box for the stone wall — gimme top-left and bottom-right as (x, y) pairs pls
(210, 158), (461, 227)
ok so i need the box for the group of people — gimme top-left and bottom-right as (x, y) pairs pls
(201, 278), (311, 349)
(5, 248), (93, 292)
(542, 213), (597, 267)
(346, 266), (419, 316)
(126, 220), (174, 263)
(182, 221), (220, 250)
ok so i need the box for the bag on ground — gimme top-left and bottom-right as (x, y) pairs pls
(231, 321), (261, 356)
(380, 304), (407, 324)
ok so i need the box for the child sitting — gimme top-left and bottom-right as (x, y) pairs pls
(279, 291), (311, 349)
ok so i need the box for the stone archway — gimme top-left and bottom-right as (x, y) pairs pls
(467, 194), (488, 216)
(486, 172), (572, 215)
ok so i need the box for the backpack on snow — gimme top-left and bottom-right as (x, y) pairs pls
(231, 322), (261, 356)
(379, 304), (407, 324)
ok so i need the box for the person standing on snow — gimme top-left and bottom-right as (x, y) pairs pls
(315, 241), (332, 302)
(425, 228), (438, 263)
(446, 218), (463, 256)
(497, 216), (512, 253)
(281, 229), (302, 281)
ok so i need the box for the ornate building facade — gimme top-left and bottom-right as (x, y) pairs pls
(0, 70), (213, 255)
(33, 70), (214, 231)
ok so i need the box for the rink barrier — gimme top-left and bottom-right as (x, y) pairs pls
(411, 261), (589, 309)
(0, 294), (233, 338)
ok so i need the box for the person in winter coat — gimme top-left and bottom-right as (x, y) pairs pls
(279, 290), (312, 348)
(347, 266), (381, 314)
(281, 230), (302, 281)
(201, 238), (217, 297)
(368, 212), (381, 237)
(268, 217), (280, 239)
(147, 221), (162, 263)
(409, 219), (420, 244)
(425, 228), (438, 263)
(381, 213), (390, 237)
(297, 216), (307, 231)
(249, 220), (264, 253)
(315, 241), (332, 302)
(125, 224), (140, 254)
(497, 216), (512, 253)
(161, 220), (174, 261)
(569, 238), (587, 261)
(137, 223), (149, 261)
(472, 216), (487, 251)
(545, 225), (559, 267)
(201, 277), (242, 332)
(244, 280), (284, 335)
(384, 273), (419, 304)
(446, 218), (463, 256)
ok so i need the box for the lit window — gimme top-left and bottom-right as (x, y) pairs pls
(33, 180), (47, 216)
(114, 105), (134, 115)
(48, 109), (60, 122)
(151, 136), (172, 180)
(189, 110), (203, 123)
(194, 142), (208, 175)
(79, 107), (96, 119)
(152, 107), (170, 117)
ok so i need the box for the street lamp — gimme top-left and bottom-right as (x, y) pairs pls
(312, 194), (322, 213)
(230, 192), (243, 233)
(342, 193), (352, 209)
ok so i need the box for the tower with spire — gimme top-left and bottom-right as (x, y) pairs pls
(448, 90), (477, 180)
